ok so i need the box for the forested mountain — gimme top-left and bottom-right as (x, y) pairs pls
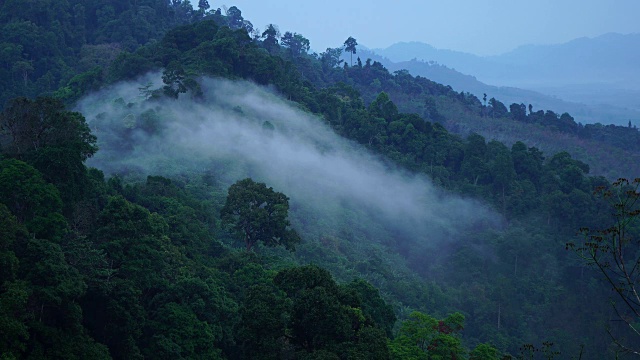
(0, 0), (213, 107)
(355, 47), (640, 126)
(371, 34), (640, 124)
(1, 2), (640, 360)
(334, 50), (640, 180)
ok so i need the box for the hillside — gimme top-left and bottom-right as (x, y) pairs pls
(372, 34), (640, 124)
(337, 49), (640, 180)
(354, 48), (640, 126)
(1, 2), (640, 359)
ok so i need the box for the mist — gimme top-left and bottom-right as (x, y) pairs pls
(77, 75), (497, 252)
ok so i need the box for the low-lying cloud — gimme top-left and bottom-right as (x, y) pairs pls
(77, 75), (497, 251)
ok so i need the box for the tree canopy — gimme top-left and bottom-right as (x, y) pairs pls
(0, 4), (637, 358)
(344, 36), (358, 66)
(221, 178), (301, 251)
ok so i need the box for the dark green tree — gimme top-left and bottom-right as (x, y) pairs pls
(145, 276), (236, 359)
(388, 311), (466, 360)
(368, 92), (398, 121)
(320, 47), (343, 70)
(470, 343), (500, 360)
(198, 0), (210, 12)
(226, 6), (244, 30)
(461, 133), (490, 186)
(511, 141), (544, 186)
(0, 97), (97, 210)
(488, 97), (508, 118)
(87, 195), (182, 359)
(221, 178), (301, 251)
(261, 24), (280, 54)
(347, 279), (396, 336)
(343, 36), (357, 66)
(0, 169), (109, 359)
(281, 31), (310, 58)
(0, 204), (30, 359)
(273, 266), (390, 358)
(0, 97), (96, 161)
(0, 158), (66, 240)
(510, 103), (527, 122)
(238, 284), (289, 359)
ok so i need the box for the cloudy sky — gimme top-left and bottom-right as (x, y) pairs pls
(224, 0), (640, 55)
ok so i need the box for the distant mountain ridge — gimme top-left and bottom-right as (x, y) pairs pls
(367, 33), (640, 125)
(486, 32), (640, 87)
(372, 33), (640, 88)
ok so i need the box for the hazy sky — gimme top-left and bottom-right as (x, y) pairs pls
(224, 0), (640, 55)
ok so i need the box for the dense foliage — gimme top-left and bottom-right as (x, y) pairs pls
(221, 178), (301, 251)
(1, 2), (638, 359)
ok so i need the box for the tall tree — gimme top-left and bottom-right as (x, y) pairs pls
(198, 0), (210, 12)
(261, 24), (280, 54)
(220, 178), (300, 251)
(226, 6), (244, 29)
(280, 31), (310, 58)
(344, 36), (358, 66)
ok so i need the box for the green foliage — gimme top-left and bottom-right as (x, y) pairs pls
(281, 31), (310, 58)
(501, 342), (561, 360)
(145, 275), (236, 359)
(0, 158), (66, 240)
(0, 204), (30, 358)
(0, 96), (97, 212)
(121, 175), (222, 257)
(344, 36), (358, 66)
(221, 178), (301, 251)
(238, 284), (289, 359)
(95, 195), (177, 288)
(470, 343), (500, 360)
(0, 97), (97, 160)
(389, 311), (466, 360)
(0, 6), (634, 359)
(320, 47), (344, 70)
(273, 265), (391, 358)
(0, 172), (109, 359)
(261, 24), (280, 54)
(0, 0), (200, 107)
(79, 19), (628, 355)
(347, 279), (397, 337)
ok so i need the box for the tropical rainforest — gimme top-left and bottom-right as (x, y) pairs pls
(1, 1), (640, 359)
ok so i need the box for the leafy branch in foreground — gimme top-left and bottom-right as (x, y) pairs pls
(567, 178), (640, 356)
